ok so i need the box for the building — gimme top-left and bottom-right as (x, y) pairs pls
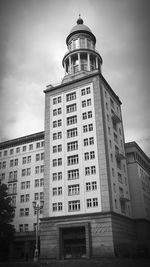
(0, 132), (44, 260)
(125, 142), (150, 255)
(40, 16), (135, 260)
(0, 16), (150, 261)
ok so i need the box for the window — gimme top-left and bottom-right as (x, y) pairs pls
(35, 179), (39, 187)
(67, 141), (78, 151)
(87, 199), (92, 208)
(67, 128), (78, 138)
(26, 181), (30, 188)
(36, 142), (40, 148)
(68, 184), (80, 195)
(14, 159), (18, 166)
(58, 108), (61, 115)
(26, 194), (30, 202)
(10, 149), (14, 155)
(86, 87), (91, 94)
(68, 200), (80, 212)
(27, 168), (31, 176)
(53, 173), (57, 181)
(53, 159), (57, 167)
(21, 182), (25, 190)
(81, 88), (86, 96)
(40, 178), (44, 186)
(84, 152), (89, 161)
(41, 165), (44, 173)
(68, 169), (79, 180)
(110, 98), (114, 108)
(87, 198), (98, 208)
(84, 138), (88, 146)
(25, 208), (29, 216)
(16, 147), (20, 153)
(41, 153), (44, 160)
(10, 160), (13, 167)
(85, 166), (96, 175)
(86, 182), (91, 191)
(27, 156), (31, 163)
(53, 203), (57, 211)
(21, 169), (27, 177)
(53, 109), (57, 116)
(82, 112), (87, 120)
(40, 192), (44, 200)
(67, 115), (77, 125)
(82, 100), (86, 108)
(36, 154), (40, 161)
(19, 224), (23, 232)
(58, 202), (62, 211)
(87, 99), (91, 106)
(29, 144), (33, 150)
(22, 146), (26, 152)
(20, 209), (24, 217)
(58, 187), (62, 195)
(58, 145), (62, 152)
(92, 181), (97, 190)
(89, 137), (94, 145)
(58, 132), (62, 139)
(66, 103), (76, 113)
(89, 124), (93, 131)
(67, 155), (79, 165)
(58, 96), (61, 103)
(53, 121), (57, 128)
(24, 224), (29, 232)
(83, 125), (88, 133)
(90, 151), (95, 159)
(58, 158), (62, 166)
(58, 120), (62, 127)
(35, 166), (39, 174)
(20, 195), (25, 203)
(34, 193), (39, 200)
(58, 172), (62, 180)
(91, 166), (96, 174)
(53, 146), (57, 153)
(53, 98), (57, 105)
(66, 92), (76, 102)
(118, 172), (122, 183)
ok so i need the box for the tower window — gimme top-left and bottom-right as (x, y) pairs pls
(68, 200), (80, 212)
(67, 155), (79, 165)
(67, 115), (77, 125)
(66, 92), (76, 102)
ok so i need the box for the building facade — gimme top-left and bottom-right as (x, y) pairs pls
(0, 17), (150, 261)
(0, 132), (44, 260)
(40, 17), (136, 260)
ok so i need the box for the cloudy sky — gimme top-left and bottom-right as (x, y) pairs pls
(0, 0), (150, 156)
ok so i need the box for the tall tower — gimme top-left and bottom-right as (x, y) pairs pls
(41, 17), (134, 260)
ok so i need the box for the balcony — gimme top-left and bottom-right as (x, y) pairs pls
(115, 151), (126, 161)
(112, 113), (121, 124)
(119, 196), (130, 203)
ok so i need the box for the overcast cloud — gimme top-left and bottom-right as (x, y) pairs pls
(0, 0), (150, 156)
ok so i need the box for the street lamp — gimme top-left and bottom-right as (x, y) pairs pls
(32, 200), (44, 262)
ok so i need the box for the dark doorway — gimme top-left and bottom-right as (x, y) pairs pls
(61, 226), (86, 259)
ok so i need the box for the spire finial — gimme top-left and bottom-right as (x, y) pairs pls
(77, 14), (83, 25)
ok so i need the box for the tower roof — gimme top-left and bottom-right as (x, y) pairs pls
(66, 15), (96, 45)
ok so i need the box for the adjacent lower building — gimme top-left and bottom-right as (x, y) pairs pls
(0, 16), (150, 260)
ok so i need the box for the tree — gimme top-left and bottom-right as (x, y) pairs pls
(0, 183), (15, 261)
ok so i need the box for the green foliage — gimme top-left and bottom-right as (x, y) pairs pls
(0, 183), (15, 261)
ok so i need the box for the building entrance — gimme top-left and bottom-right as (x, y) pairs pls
(61, 226), (86, 259)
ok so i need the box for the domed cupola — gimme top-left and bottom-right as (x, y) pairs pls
(62, 15), (103, 79)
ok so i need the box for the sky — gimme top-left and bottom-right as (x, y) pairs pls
(0, 0), (150, 156)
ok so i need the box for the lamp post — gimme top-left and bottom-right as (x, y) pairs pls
(32, 200), (44, 262)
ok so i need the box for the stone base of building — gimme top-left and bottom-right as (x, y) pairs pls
(40, 212), (147, 260)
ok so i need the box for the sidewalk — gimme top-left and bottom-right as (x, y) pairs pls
(0, 258), (150, 267)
